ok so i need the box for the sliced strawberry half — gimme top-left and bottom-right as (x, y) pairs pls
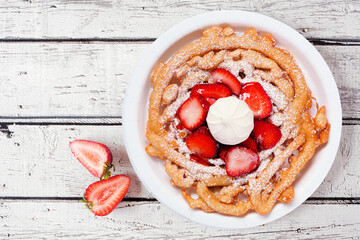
(177, 95), (210, 130)
(186, 126), (217, 158)
(206, 97), (217, 105)
(220, 137), (257, 161)
(191, 83), (231, 99)
(219, 145), (232, 160)
(190, 154), (210, 166)
(239, 136), (257, 152)
(176, 122), (184, 130)
(252, 120), (282, 150)
(240, 82), (272, 119)
(82, 175), (130, 216)
(225, 146), (259, 177)
(211, 68), (242, 95)
(69, 140), (114, 179)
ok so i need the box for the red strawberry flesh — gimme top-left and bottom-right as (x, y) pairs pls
(241, 82), (272, 119)
(84, 175), (130, 216)
(225, 146), (259, 177)
(239, 136), (257, 152)
(176, 122), (184, 130)
(191, 83), (231, 99)
(252, 120), (282, 150)
(211, 68), (241, 95)
(220, 137), (257, 161)
(219, 145), (232, 160)
(190, 154), (210, 166)
(69, 140), (113, 179)
(186, 126), (217, 158)
(206, 97), (217, 105)
(177, 95), (210, 130)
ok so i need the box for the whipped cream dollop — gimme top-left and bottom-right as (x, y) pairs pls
(206, 96), (254, 145)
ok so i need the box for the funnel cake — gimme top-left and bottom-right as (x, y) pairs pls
(145, 26), (330, 216)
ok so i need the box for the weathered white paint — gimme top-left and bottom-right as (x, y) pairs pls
(0, 124), (152, 198)
(0, 124), (358, 198)
(0, 1), (359, 236)
(0, 200), (359, 239)
(0, 0), (359, 39)
(0, 43), (359, 118)
(0, 42), (146, 117)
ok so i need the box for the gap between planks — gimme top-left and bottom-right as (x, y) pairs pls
(0, 38), (359, 46)
(0, 197), (359, 205)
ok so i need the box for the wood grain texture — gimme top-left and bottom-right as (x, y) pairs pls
(0, 200), (359, 239)
(0, 0), (359, 40)
(0, 124), (151, 198)
(0, 124), (358, 198)
(0, 0), (358, 237)
(0, 43), (359, 118)
(0, 42), (146, 117)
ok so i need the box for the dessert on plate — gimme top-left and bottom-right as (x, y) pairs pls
(145, 26), (330, 216)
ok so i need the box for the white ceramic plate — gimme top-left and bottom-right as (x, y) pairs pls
(123, 10), (342, 229)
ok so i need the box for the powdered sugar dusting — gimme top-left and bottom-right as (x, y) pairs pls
(232, 157), (271, 186)
(268, 112), (285, 126)
(158, 44), (299, 188)
(160, 91), (190, 124)
(208, 158), (225, 166)
(219, 59), (289, 110)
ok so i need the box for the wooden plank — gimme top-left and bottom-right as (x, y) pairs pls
(0, 124), (358, 198)
(316, 46), (360, 120)
(0, 200), (359, 239)
(0, 0), (359, 40)
(0, 117), (122, 125)
(0, 43), (359, 118)
(0, 124), (152, 198)
(0, 42), (147, 117)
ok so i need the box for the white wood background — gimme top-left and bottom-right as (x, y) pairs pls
(0, 0), (359, 239)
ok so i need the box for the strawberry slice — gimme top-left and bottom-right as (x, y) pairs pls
(206, 97), (217, 105)
(211, 68), (241, 95)
(219, 145), (232, 160)
(219, 137), (257, 161)
(252, 120), (282, 150)
(240, 82), (272, 119)
(177, 95), (210, 130)
(70, 140), (114, 179)
(186, 126), (217, 158)
(239, 136), (257, 152)
(190, 154), (210, 166)
(176, 122), (184, 130)
(191, 83), (231, 99)
(82, 175), (130, 216)
(225, 146), (259, 177)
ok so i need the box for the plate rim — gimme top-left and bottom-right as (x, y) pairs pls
(123, 10), (342, 229)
